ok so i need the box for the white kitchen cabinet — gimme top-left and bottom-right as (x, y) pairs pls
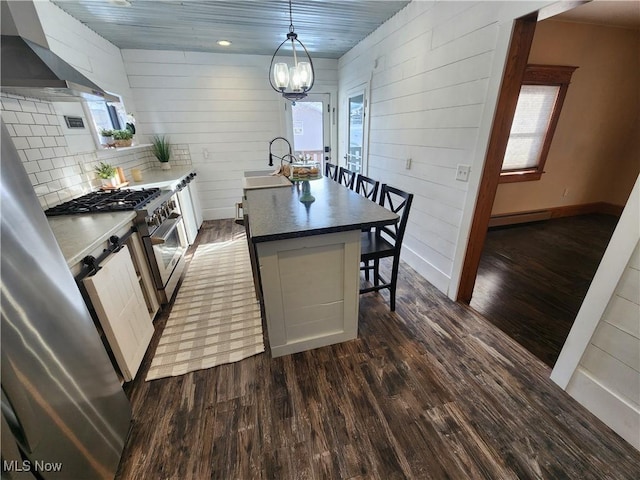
(83, 245), (154, 381)
(256, 230), (360, 357)
(176, 174), (203, 245)
(188, 174), (203, 229)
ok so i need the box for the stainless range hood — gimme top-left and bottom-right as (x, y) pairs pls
(1, 0), (118, 103)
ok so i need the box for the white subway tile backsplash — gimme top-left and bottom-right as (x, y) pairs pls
(14, 124), (32, 136)
(19, 100), (38, 113)
(44, 192), (60, 208)
(50, 169), (65, 180)
(39, 148), (55, 160)
(23, 161), (40, 174)
(32, 113), (49, 125)
(35, 171), (53, 184)
(54, 146), (68, 157)
(34, 184), (50, 196)
(12, 137), (29, 149)
(38, 158), (54, 170)
(2, 110), (18, 123)
(27, 137), (45, 149)
(25, 149), (43, 161)
(30, 125), (47, 136)
(16, 112), (35, 124)
(2, 97), (21, 111)
(3, 92), (192, 207)
(36, 103), (51, 114)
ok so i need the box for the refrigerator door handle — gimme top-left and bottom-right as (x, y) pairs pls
(1, 353), (42, 454)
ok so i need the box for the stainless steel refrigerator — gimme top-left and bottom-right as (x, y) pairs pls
(1, 121), (131, 479)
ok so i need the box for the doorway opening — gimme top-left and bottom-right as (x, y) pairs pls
(287, 93), (332, 171)
(458, 5), (640, 367)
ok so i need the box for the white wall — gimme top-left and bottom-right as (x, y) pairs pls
(492, 20), (640, 215)
(552, 175), (640, 450)
(33, 0), (137, 115)
(122, 50), (338, 220)
(338, 0), (552, 294)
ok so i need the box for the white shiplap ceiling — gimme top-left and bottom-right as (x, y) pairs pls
(49, 0), (412, 59)
(48, 0), (640, 59)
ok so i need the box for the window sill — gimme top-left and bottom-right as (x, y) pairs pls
(499, 170), (543, 183)
(97, 144), (152, 158)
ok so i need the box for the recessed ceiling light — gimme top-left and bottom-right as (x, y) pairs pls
(217, 40), (232, 47)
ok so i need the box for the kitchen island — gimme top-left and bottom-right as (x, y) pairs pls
(244, 177), (398, 357)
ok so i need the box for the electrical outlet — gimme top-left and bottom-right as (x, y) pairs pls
(562, 188), (569, 197)
(405, 158), (412, 170)
(456, 164), (470, 182)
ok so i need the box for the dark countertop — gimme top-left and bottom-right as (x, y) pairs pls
(245, 177), (398, 243)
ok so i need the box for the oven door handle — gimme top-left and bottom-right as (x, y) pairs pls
(150, 215), (182, 245)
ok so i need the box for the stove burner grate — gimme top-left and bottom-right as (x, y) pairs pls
(45, 188), (162, 216)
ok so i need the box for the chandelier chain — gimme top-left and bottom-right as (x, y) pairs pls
(288, 0), (295, 33)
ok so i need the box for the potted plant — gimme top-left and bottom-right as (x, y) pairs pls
(99, 128), (114, 145)
(151, 135), (172, 170)
(112, 129), (133, 147)
(94, 161), (118, 187)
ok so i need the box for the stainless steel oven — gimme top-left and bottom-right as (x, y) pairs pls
(135, 191), (188, 304)
(149, 214), (187, 290)
(44, 187), (187, 305)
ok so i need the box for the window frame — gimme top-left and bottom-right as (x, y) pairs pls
(499, 64), (577, 183)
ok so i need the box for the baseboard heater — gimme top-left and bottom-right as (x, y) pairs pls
(489, 210), (552, 228)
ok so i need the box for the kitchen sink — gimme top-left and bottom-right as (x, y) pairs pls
(242, 175), (292, 190)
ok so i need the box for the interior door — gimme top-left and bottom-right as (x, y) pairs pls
(287, 93), (331, 168)
(344, 84), (371, 175)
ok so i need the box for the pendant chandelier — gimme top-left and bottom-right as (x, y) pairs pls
(269, 0), (315, 102)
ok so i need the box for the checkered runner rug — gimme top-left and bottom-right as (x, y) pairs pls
(145, 239), (264, 381)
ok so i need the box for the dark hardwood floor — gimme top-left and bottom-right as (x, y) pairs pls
(116, 218), (639, 480)
(470, 214), (618, 367)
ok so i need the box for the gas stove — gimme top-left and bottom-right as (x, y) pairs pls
(45, 187), (187, 304)
(44, 188), (162, 216)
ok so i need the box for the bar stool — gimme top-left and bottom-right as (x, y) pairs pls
(355, 173), (380, 203)
(338, 166), (356, 190)
(324, 162), (338, 181)
(360, 184), (413, 311)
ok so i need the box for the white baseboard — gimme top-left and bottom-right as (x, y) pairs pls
(401, 246), (450, 295)
(567, 367), (640, 451)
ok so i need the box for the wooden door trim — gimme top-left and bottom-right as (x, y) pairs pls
(457, 13), (538, 303)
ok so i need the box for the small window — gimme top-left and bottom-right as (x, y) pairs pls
(500, 64), (576, 183)
(87, 95), (131, 139)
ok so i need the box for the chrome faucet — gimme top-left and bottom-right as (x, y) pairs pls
(268, 137), (292, 166)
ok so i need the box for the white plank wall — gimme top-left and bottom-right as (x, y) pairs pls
(580, 243), (640, 405)
(122, 50), (338, 219)
(34, 1), (136, 113)
(338, 0), (550, 293)
(567, 242), (640, 449)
